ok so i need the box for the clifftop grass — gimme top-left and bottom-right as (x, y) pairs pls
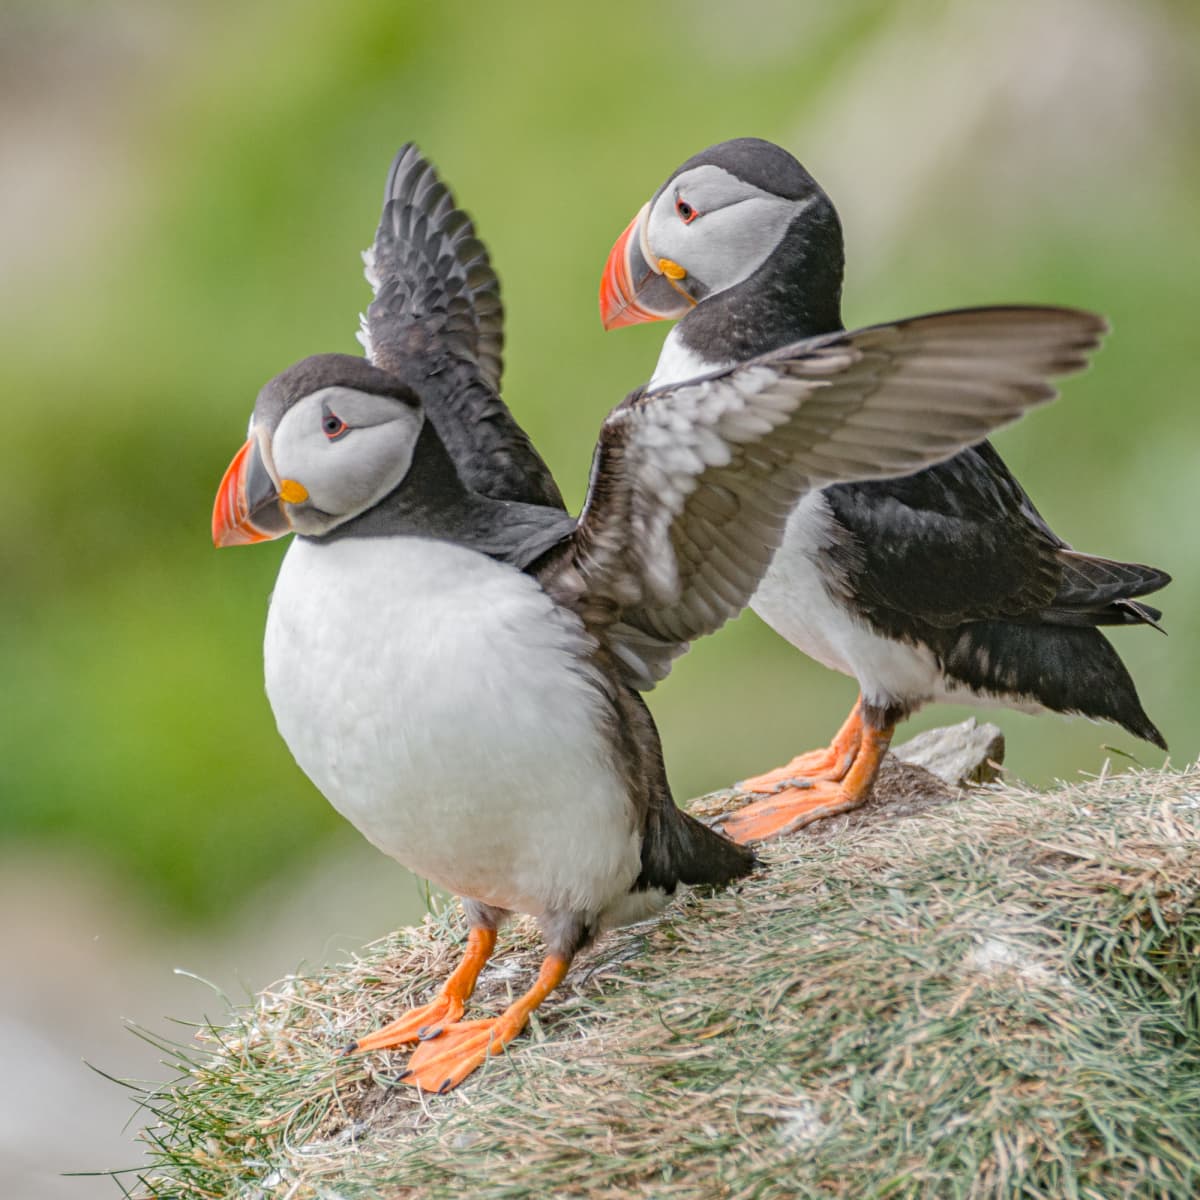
(121, 763), (1200, 1199)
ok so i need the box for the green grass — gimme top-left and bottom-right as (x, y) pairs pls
(117, 764), (1200, 1198)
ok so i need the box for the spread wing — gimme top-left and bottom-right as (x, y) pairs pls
(359, 144), (564, 509)
(360, 143), (504, 391)
(547, 306), (1106, 689)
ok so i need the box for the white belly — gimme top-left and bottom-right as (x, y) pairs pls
(263, 536), (641, 917)
(750, 492), (944, 710)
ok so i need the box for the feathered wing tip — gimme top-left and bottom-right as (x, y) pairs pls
(358, 144), (564, 511)
(1129, 709), (1168, 752)
(1047, 550), (1171, 630)
(619, 691), (757, 892)
(1055, 549), (1171, 604)
(1097, 668), (1168, 750)
(640, 802), (758, 892)
(362, 143), (505, 393)
(679, 806), (758, 885)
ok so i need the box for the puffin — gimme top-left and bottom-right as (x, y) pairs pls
(600, 137), (1169, 844)
(212, 142), (1105, 1092)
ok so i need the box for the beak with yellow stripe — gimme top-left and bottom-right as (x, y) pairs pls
(599, 202), (696, 330)
(212, 431), (295, 547)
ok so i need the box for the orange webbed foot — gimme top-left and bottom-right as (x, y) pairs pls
(722, 717), (893, 845)
(399, 952), (570, 1093)
(401, 1015), (523, 1094)
(350, 925), (497, 1054)
(739, 746), (849, 793)
(351, 993), (466, 1053)
(718, 779), (868, 843)
(739, 698), (864, 794)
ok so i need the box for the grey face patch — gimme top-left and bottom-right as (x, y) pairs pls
(644, 164), (815, 297)
(269, 386), (426, 535)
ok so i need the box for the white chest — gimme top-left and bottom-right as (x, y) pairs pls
(751, 493), (944, 709)
(262, 537), (640, 916)
(648, 328), (733, 390)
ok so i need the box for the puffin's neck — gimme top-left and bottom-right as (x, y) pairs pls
(660, 208), (846, 385)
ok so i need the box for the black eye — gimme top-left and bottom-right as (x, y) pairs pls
(322, 411), (349, 440)
(675, 197), (698, 224)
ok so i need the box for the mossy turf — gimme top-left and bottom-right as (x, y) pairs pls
(121, 764), (1200, 1199)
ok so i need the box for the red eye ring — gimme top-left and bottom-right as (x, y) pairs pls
(322, 412), (348, 440)
(675, 196), (698, 224)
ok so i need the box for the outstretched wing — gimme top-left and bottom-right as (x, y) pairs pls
(549, 306), (1106, 688)
(360, 144), (564, 509)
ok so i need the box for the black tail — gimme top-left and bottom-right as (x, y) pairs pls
(943, 621), (1167, 750)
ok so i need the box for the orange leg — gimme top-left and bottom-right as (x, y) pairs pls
(740, 697), (864, 793)
(400, 953), (571, 1094)
(720, 721), (893, 844)
(352, 926), (497, 1053)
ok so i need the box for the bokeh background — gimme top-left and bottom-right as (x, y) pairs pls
(2, 0), (1197, 1193)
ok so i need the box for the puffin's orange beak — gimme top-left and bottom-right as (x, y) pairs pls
(212, 436), (291, 547)
(599, 202), (693, 330)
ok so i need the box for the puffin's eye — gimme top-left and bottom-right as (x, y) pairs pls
(322, 410), (349, 440)
(675, 197), (698, 224)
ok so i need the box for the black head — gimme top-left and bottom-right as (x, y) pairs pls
(654, 137), (827, 205)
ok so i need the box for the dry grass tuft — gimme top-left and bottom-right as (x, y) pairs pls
(121, 763), (1200, 1199)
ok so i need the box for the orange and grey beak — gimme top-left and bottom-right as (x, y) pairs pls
(599, 202), (694, 330)
(212, 434), (292, 547)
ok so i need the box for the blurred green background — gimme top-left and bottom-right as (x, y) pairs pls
(3, 0), (1198, 935)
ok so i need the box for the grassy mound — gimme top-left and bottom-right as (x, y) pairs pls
(123, 764), (1200, 1198)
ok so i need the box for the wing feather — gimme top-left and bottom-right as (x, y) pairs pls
(361, 143), (505, 392)
(358, 144), (563, 509)
(550, 306), (1106, 689)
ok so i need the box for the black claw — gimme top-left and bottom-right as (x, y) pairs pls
(398, 1068), (412, 1081)
(341, 1041), (360, 1057)
(418, 1024), (442, 1041)
(438, 1077), (453, 1095)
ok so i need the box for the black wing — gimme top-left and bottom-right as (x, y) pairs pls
(544, 306), (1106, 689)
(360, 144), (564, 509)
